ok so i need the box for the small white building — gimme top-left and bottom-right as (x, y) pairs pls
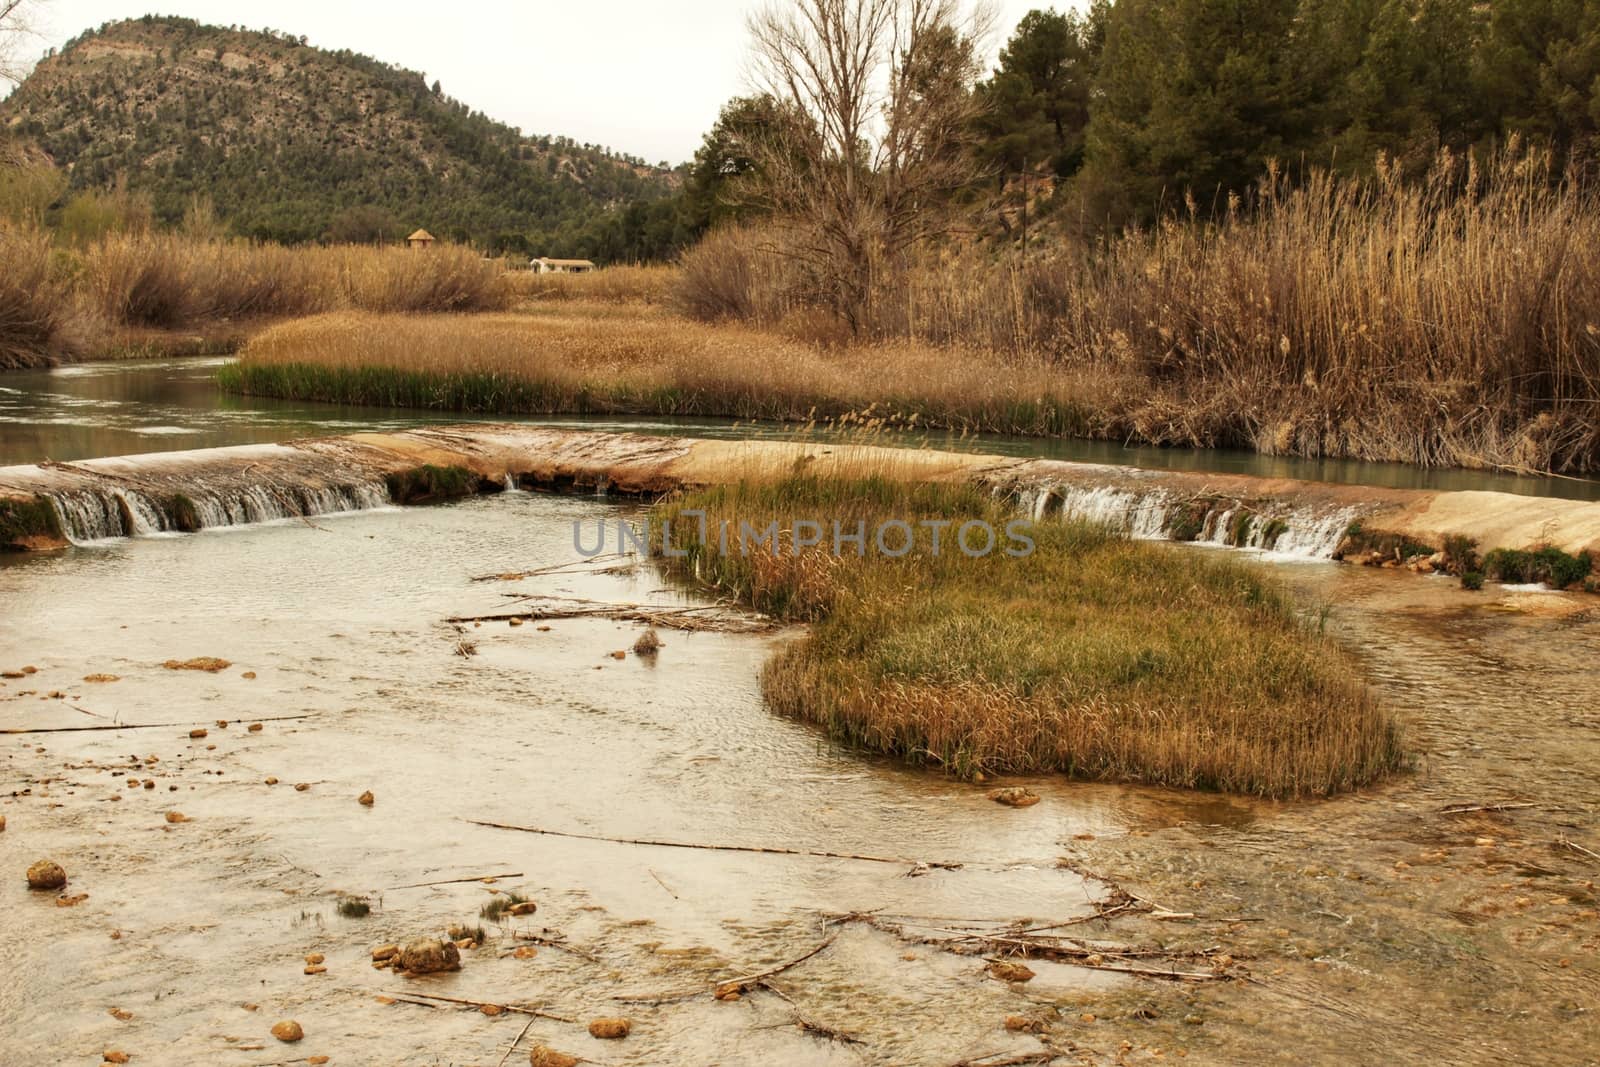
(531, 257), (596, 274)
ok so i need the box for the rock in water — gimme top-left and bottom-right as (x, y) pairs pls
(989, 787), (1040, 808)
(0, 814), (7, 832)
(358, 790), (374, 806)
(26, 859), (66, 890)
(270, 1020), (303, 1042)
(587, 1017), (631, 1039)
(528, 1047), (580, 1067)
(987, 961), (1036, 983)
(398, 937), (461, 975)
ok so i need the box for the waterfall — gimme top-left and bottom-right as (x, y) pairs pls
(42, 480), (392, 545)
(1011, 483), (1358, 560)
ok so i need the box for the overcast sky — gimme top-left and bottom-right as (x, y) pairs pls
(11, 0), (1068, 164)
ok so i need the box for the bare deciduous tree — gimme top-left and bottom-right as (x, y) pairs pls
(1, 0), (44, 86)
(746, 0), (991, 330)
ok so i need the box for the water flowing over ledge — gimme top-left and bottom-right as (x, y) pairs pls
(3, 426), (1599, 567)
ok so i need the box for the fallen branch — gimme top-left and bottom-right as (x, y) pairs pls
(1440, 801), (1537, 816)
(387, 872), (524, 890)
(951, 1053), (1059, 1067)
(616, 934), (838, 1004)
(386, 991), (575, 1023)
(1557, 836), (1600, 863)
(497, 1015), (537, 1067)
(513, 929), (604, 965)
(471, 554), (632, 582)
(3, 713), (313, 735)
(446, 598), (774, 634)
(467, 820), (962, 870)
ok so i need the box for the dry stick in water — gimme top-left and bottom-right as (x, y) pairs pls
(617, 933), (840, 1004)
(466, 819), (963, 870)
(3, 713), (313, 735)
(471, 553), (632, 581)
(512, 929), (604, 965)
(386, 991), (575, 1023)
(387, 872), (524, 890)
(497, 1015), (537, 1067)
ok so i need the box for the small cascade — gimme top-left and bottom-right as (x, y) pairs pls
(1011, 482), (1360, 560)
(41, 480), (392, 544)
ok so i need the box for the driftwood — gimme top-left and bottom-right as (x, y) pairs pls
(1440, 801), (1537, 815)
(615, 934), (839, 1004)
(451, 591), (774, 633)
(496, 1015), (537, 1067)
(1557, 835), (1600, 863)
(951, 1055), (1060, 1067)
(386, 990), (575, 1023)
(829, 911), (1240, 983)
(467, 819), (962, 871)
(471, 553), (633, 582)
(512, 929), (604, 965)
(3, 713), (313, 735)
(387, 871), (524, 890)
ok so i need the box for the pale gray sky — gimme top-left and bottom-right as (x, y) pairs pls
(11, 0), (1067, 164)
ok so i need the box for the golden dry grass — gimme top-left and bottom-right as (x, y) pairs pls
(223, 307), (1118, 431)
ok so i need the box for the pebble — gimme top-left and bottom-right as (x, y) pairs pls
(264, 777), (279, 786)
(371, 944), (400, 961)
(248, 722), (263, 732)
(398, 937), (460, 975)
(305, 953), (325, 965)
(188, 729), (207, 740)
(358, 791), (374, 806)
(989, 787), (1041, 808)
(165, 812), (189, 824)
(294, 783), (310, 792)
(26, 859), (66, 890)
(0, 815), (7, 832)
(986, 961), (1035, 983)
(587, 1018), (631, 1039)
(102, 1053), (130, 1064)
(528, 1048), (579, 1067)
(270, 1020), (303, 1043)
(304, 964), (327, 975)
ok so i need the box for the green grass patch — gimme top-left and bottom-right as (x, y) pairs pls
(383, 464), (481, 505)
(0, 495), (65, 551)
(1482, 546), (1593, 588)
(655, 475), (1402, 797)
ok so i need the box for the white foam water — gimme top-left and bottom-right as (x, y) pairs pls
(43, 481), (392, 544)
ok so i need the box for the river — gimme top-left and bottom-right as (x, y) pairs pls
(2, 358), (1597, 1065)
(5, 357), (1599, 501)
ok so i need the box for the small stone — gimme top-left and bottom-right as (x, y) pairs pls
(109, 1008), (134, 1021)
(143, 780), (154, 790)
(215, 720), (229, 729)
(0, 815), (7, 832)
(56, 892), (89, 907)
(26, 859), (66, 890)
(714, 981), (744, 1000)
(102, 1052), (130, 1064)
(1475, 837), (1496, 847)
(987, 961), (1035, 983)
(165, 812), (189, 824)
(303, 964), (326, 975)
(398, 938), (461, 975)
(294, 783), (310, 792)
(536, 625), (551, 632)
(308, 1058), (329, 1065)
(164, 657), (230, 672)
(248, 722), (263, 732)
(508, 901), (537, 916)
(1005, 1015), (1044, 1033)
(358, 791), (374, 806)
(21, 665), (36, 674)
(528, 1047), (579, 1067)
(480, 1004), (505, 1016)
(188, 729), (207, 740)
(512, 946), (538, 959)
(264, 777), (278, 786)
(609, 650), (626, 660)
(509, 618), (524, 627)
(1183, 1014), (1203, 1026)
(371, 944), (400, 961)
(989, 787), (1040, 808)
(270, 1020), (303, 1043)
(587, 1017), (631, 1039)
(305, 953), (325, 965)
(241, 671), (256, 680)
(1080, 1013), (1097, 1024)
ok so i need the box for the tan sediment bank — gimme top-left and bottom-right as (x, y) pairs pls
(3, 425), (1598, 570)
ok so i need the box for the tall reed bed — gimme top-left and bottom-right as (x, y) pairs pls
(653, 474), (1402, 797)
(677, 150), (1600, 472)
(221, 309), (1116, 432)
(504, 264), (677, 305)
(0, 226), (78, 369)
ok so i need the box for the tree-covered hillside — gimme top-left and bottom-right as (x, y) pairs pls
(0, 15), (685, 255)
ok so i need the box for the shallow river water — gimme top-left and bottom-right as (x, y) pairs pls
(3, 361), (1599, 1065)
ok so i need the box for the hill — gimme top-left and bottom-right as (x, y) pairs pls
(0, 16), (684, 257)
